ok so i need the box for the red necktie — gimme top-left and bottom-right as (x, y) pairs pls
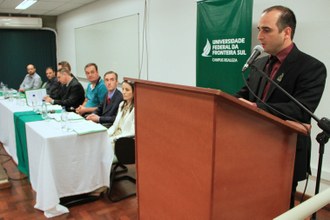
(107, 97), (111, 104)
(262, 56), (278, 101)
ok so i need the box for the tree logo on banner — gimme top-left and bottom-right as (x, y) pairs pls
(201, 39), (211, 57)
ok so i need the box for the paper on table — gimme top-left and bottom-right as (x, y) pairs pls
(46, 104), (63, 112)
(69, 120), (107, 135)
(48, 112), (84, 121)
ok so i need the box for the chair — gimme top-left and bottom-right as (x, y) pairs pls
(107, 137), (136, 202)
(59, 193), (99, 208)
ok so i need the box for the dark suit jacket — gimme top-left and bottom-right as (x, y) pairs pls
(236, 44), (327, 182)
(54, 77), (85, 111)
(45, 77), (61, 100)
(94, 89), (123, 128)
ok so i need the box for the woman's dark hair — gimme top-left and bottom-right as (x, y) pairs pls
(121, 80), (134, 112)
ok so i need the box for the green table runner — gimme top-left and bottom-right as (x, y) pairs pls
(14, 111), (44, 177)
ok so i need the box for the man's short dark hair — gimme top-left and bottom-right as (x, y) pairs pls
(58, 61), (71, 71)
(58, 67), (71, 75)
(263, 5), (296, 39)
(104, 71), (118, 81)
(84, 63), (98, 72)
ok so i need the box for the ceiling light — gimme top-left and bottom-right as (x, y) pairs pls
(15, 0), (37, 10)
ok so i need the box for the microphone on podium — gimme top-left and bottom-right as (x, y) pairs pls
(242, 45), (264, 72)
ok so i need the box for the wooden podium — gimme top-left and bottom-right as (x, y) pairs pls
(130, 78), (307, 219)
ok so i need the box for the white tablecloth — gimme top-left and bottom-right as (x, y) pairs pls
(0, 99), (62, 164)
(0, 99), (112, 217)
(26, 120), (114, 217)
(0, 99), (32, 163)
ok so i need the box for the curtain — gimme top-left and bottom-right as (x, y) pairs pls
(0, 29), (57, 90)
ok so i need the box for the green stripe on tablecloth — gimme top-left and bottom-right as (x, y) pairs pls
(14, 111), (43, 177)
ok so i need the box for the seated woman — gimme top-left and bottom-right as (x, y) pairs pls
(107, 80), (135, 150)
(89, 80), (135, 197)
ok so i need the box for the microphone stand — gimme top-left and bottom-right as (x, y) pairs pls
(249, 64), (330, 219)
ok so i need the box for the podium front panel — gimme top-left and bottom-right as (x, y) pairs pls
(133, 79), (298, 220)
(212, 96), (296, 219)
(135, 83), (216, 220)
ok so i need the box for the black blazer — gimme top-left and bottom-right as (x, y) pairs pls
(236, 44), (327, 181)
(54, 77), (85, 111)
(45, 77), (61, 100)
(94, 89), (123, 127)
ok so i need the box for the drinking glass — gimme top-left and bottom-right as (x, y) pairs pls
(60, 111), (68, 131)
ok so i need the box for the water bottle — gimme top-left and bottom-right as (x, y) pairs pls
(8, 88), (14, 102)
(0, 82), (3, 97)
(60, 107), (68, 130)
(32, 94), (37, 112)
(3, 84), (8, 99)
(41, 101), (48, 119)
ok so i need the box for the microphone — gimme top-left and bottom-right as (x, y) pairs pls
(242, 45), (264, 72)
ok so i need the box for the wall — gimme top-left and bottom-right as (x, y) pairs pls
(57, 0), (330, 195)
(57, 0), (145, 81)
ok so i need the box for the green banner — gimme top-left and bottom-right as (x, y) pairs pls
(197, 0), (253, 94)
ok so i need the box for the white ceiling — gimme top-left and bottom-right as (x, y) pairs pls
(0, 0), (98, 16)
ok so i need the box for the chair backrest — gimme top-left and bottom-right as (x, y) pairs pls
(114, 137), (135, 164)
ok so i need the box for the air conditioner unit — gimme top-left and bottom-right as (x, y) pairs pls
(0, 16), (42, 29)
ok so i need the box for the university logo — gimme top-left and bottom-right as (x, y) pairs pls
(201, 37), (247, 63)
(201, 39), (211, 57)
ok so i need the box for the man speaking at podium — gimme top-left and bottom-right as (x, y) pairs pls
(235, 5), (327, 208)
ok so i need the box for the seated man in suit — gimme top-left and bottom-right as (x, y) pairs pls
(42, 67), (61, 99)
(18, 64), (42, 92)
(86, 71), (123, 128)
(75, 63), (107, 116)
(44, 68), (85, 111)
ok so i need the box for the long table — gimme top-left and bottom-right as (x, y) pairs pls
(0, 97), (114, 217)
(26, 120), (113, 217)
(14, 111), (44, 176)
(0, 98), (31, 163)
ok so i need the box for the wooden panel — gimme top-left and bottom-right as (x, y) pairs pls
(135, 83), (216, 220)
(131, 79), (300, 220)
(212, 96), (296, 219)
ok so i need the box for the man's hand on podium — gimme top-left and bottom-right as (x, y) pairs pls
(286, 120), (311, 134)
(238, 98), (257, 107)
